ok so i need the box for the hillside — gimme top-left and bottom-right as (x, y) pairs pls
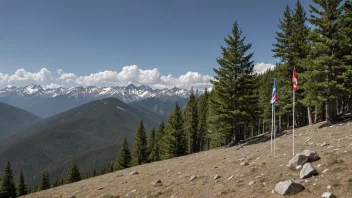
(22, 121), (352, 198)
(0, 98), (166, 186)
(0, 102), (41, 137)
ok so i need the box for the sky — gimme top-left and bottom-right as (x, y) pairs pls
(0, 0), (311, 89)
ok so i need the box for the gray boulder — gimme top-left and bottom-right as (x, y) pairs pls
(274, 180), (305, 195)
(302, 149), (320, 162)
(300, 163), (318, 179)
(322, 192), (336, 198)
(287, 154), (309, 169)
(152, 180), (163, 186)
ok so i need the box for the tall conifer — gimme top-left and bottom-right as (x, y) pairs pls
(65, 158), (81, 184)
(114, 138), (131, 170)
(131, 120), (148, 165)
(17, 169), (27, 196)
(0, 161), (16, 198)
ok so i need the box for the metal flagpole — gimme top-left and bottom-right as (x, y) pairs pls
(274, 105), (276, 157)
(293, 88), (295, 157)
(271, 107), (273, 153)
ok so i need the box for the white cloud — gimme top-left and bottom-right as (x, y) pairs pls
(254, 62), (275, 74)
(0, 68), (53, 87)
(45, 83), (62, 89)
(57, 69), (63, 75)
(0, 65), (214, 90)
(59, 73), (78, 83)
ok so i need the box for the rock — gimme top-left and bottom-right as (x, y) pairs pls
(130, 171), (139, 175)
(327, 185), (331, 189)
(322, 169), (329, 174)
(249, 181), (255, 185)
(301, 149), (320, 162)
(228, 175), (234, 181)
(214, 175), (221, 180)
(177, 172), (182, 175)
(240, 162), (249, 166)
(152, 180), (163, 186)
(287, 154), (309, 169)
(274, 180), (305, 195)
(317, 164), (321, 168)
(98, 187), (104, 190)
(300, 163), (318, 179)
(322, 192), (336, 198)
(296, 165), (303, 170)
(189, 175), (197, 181)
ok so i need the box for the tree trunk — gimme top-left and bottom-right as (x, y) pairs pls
(314, 105), (318, 123)
(278, 114), (282, 132)
(307, 106), (313, 125)
(326, 99), (338, 125)
(258, 119), (261, 135)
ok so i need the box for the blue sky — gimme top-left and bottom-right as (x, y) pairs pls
(0, 0), (311, 89)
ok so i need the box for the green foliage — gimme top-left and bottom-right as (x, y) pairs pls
(147, 128), (158, 162)
(161, 103), (187, 159)
(0, 161), (16, 198)
(39, 169), (50, 191)
(17, 169), (27, 196)
(208, 21), (257, 146)
(114, 138), (131, 170)
(155, 122), (165, 160)
(65, 158), (81, 184)
(131, 120), (148, 165)
(183, 88), (198, 154)
(197, 88), (209, 151)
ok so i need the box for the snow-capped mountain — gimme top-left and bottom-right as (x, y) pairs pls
(0, 84), (192, 102)
(0, 84), (201, 118)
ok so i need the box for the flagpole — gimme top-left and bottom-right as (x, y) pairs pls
(271, 107), (273, 153)
(293, 88), (295, 157)
(274, 105), (276, 157)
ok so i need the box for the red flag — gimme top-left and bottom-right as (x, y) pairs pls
(292, 67), (298, 91)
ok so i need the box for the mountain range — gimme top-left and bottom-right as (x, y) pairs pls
(0, 84), (197, 118)
(0, 97), (166, 186)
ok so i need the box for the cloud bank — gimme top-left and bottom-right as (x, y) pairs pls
(0, 63), (274, 89)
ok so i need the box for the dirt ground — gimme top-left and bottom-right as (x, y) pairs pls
(23, 121), (352, 198)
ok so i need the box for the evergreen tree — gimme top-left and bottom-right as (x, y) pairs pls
(147, 128), (157, 162)
(131, 120), (148, 165)
(183, 87), (198, 153)
(65, 158), (81, 184)
(197, 88), (209, 151)
(0, 161), (16, 198)
(155, 122), (165, 160)
(272, 5), (294, 65)
(209, 21), (257, 146)
(17, 169), (27, 196)
(38, 169), (50, 191)
(307, 0), (345, 124)
(114, 138), (131, 170)
(162, 103), (187, 159)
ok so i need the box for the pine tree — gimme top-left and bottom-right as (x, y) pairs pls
(209, 21), (257, 146)
(272, 5), (294, 66)
(93, 167), (97, 177)
(197, 88), (209, 151)
(65, 158), (81, 184)
(162, 103), (187, 159)
(147, 128), (157, 162)
(183, 87), (198, 154)
(114, 138), (131, 170)
(38, 169), (50, 191)
(0, 161), (16, 198)
(155, 122), (165, 160)
(131, 120), (148, 165)
(17, 169), (27, 196)
(308, 0), (345, 124)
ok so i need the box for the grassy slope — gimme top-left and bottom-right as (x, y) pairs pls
(0, 101), (41, 137)
(23, 121), (352, 198)
(0, 97), (166, 186)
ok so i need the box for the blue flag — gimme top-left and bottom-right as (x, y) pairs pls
(271, 78), (277, 107)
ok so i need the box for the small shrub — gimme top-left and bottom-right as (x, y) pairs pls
(331, 179), (340, 187)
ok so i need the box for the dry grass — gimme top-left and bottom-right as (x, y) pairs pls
(23, 121), (352, 198)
